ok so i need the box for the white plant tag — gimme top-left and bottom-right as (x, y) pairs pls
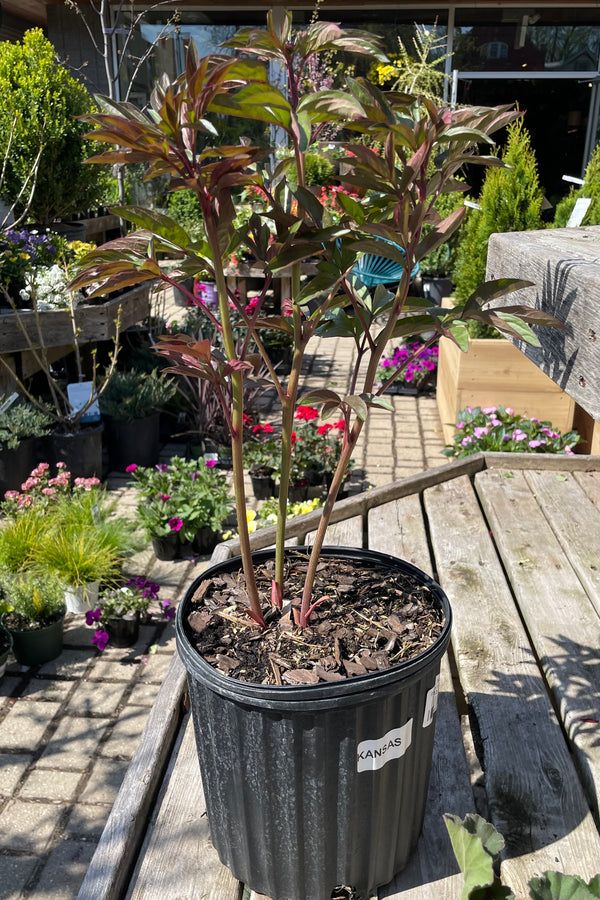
(357, 720), (413, 772)
(423, 675), (440, 728)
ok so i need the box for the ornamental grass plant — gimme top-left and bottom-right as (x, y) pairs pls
(72, 9), (563, 631)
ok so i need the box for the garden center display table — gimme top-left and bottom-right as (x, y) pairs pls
(78, 451), (600, 900)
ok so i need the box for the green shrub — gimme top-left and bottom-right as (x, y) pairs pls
(1, 568), (65, 627)
(0, 29), (108, 223)
(419, 186), (466, 278)
(452, 120), (546, 305)
(167, 189), (205, 239)
(0, 398), (52, 451)
(553, 142), (599, 228)
(99, 368), (176, 421)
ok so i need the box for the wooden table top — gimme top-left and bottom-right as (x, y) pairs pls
(79, 453), (600, 900)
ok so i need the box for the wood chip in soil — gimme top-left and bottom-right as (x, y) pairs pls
(184, 550), (445, 686)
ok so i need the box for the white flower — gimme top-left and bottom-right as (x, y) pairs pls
(24, 264), (84, 311)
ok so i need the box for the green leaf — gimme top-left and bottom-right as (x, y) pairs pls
(444, 814), (499, 900)
(492, 313), (540, 347)
(447, 322), (470, 352)
(363, 394), (394, 412)
(466, 278), (534, 307)
(315, 308), (359, 339)
(529, 872), (600, 900)
(297, 389), (343, 407)
(344, 394), (368, 420)
(111, 206), (190, 247)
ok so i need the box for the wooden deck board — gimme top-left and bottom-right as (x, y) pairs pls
(126, 716), (241, 900)
(522, 468), (600, 613)
(367, 494), (430, 574)
(424, 474), (600, 895)
(475, 467), (600, 822)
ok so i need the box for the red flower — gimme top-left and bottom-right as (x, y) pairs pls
(295, 406), (319, 421)
(333, 420), (345, 430)
(318, 424), (332, 435)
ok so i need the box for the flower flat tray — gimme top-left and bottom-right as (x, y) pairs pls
(0, 283), (151, 354)
(78, 451), (600, 900)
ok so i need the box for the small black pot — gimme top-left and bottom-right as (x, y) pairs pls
(104, 412), (160, 471)
(177, 547), (452, 900)
(9, 610), (65, 667)
(250, 471), (276, 500)
(151, 533), (179, 561)
(46, 424), (103, 479)
(0, 436), (37, 495)
(105, 612), (140, 648)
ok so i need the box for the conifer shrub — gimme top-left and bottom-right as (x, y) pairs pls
(452, 120), (546, 322)
(553, 143), (599, 228)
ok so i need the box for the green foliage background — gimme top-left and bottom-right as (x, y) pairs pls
(553, 143), (599, 228)
(452, 119), (546, 320)
(0, 29), (108, 222)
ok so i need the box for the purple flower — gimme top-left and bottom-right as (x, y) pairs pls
(141, 582), (160, 600)
(168, 517), (183, 532)
(85, 607), (102, 626)
(155, 464), (169, 472)
(474, 426), (489, 438)
(512, 429), (527, 442)
(528, 439), (546, 449)
(92, 629), (109, 651)
(461, 436), (473, 446)
(160, 599), (176, 620)
(158, 494), (172, 501)
(125, 464), (138, 473)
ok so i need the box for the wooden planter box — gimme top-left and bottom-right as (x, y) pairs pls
(436, 336), (576, 444)
(0, 283), (151, 355)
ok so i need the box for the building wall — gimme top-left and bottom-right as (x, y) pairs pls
(47, 5), (109, 97)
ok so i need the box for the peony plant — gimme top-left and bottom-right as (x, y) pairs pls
(71, 10), (563, 630)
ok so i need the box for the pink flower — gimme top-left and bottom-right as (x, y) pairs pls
(474, 427), (489, 438)
(125, 464), (138, 473)
(158, 494), (172, 501)
(205, 459), (217, 468)
(528, 440), (546, 449)
(41, 487), (56, 496)
(4, 490), (19, 500)
(512, 429), (527, 442)
(168, 517), (183, 532)
(56, 461), (67, 469)
(156, 464), (169, 472)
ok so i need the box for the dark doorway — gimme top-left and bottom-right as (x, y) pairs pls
(457, 77), (592, 205)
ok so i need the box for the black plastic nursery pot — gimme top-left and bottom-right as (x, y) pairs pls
(176, 546), (452, 900)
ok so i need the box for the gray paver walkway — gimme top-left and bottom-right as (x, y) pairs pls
(0, 292), (446, 899)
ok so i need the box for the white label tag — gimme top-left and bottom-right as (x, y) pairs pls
(357, 720), (413, 772)
(423, 675), (440, 728)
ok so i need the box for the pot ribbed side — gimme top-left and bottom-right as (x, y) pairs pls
(177, 547), (451, 900)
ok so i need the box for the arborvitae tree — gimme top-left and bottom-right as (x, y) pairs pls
(553, 143), (599, 228)
(452, 119), (546, 307)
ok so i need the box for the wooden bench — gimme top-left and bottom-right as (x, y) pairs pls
(77, 452), (600, 900)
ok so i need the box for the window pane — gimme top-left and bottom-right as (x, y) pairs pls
(454, 23), (600, 72)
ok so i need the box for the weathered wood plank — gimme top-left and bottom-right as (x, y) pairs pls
(424, 475), (600, 895)
(126, 716), (242, 900)
(523, 468), (600, 613)
(76, 652), (188, 900)
(380, 656), (474, 900)
(304, 514), (363, 547)
(483, 451), (598, 471)
(475, 468), (600, 821)
(574, 469), (600, 506)
(367, 494), (431, 573)
(486, 226), (600, 419)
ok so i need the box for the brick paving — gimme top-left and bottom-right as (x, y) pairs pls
(0, 306), (447, 899)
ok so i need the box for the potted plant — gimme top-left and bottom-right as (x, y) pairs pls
(99, 367), (177, 470)
(1, 461), (137, 612)
(441, 405), (582, 459)
(0, 614), (12, 680)
(0, 395), (53, 495)
(0, 568), (66, 666)
(376, 341), (439, 395)
(85, 577), (174, 650)
(72, 12), (563, 898)
(126, 457), (233, 560)
(244, 422), (279, 499)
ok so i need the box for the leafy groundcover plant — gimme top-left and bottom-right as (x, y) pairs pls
(126, 457), (233, 544)
(86, 577), (175, 651)
(443, 406), (581, 459)
(445, 813), (599, 900)
(72, 9), (564, 684)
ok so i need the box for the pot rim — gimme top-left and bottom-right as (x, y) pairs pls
(176, 545), (452, 710)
